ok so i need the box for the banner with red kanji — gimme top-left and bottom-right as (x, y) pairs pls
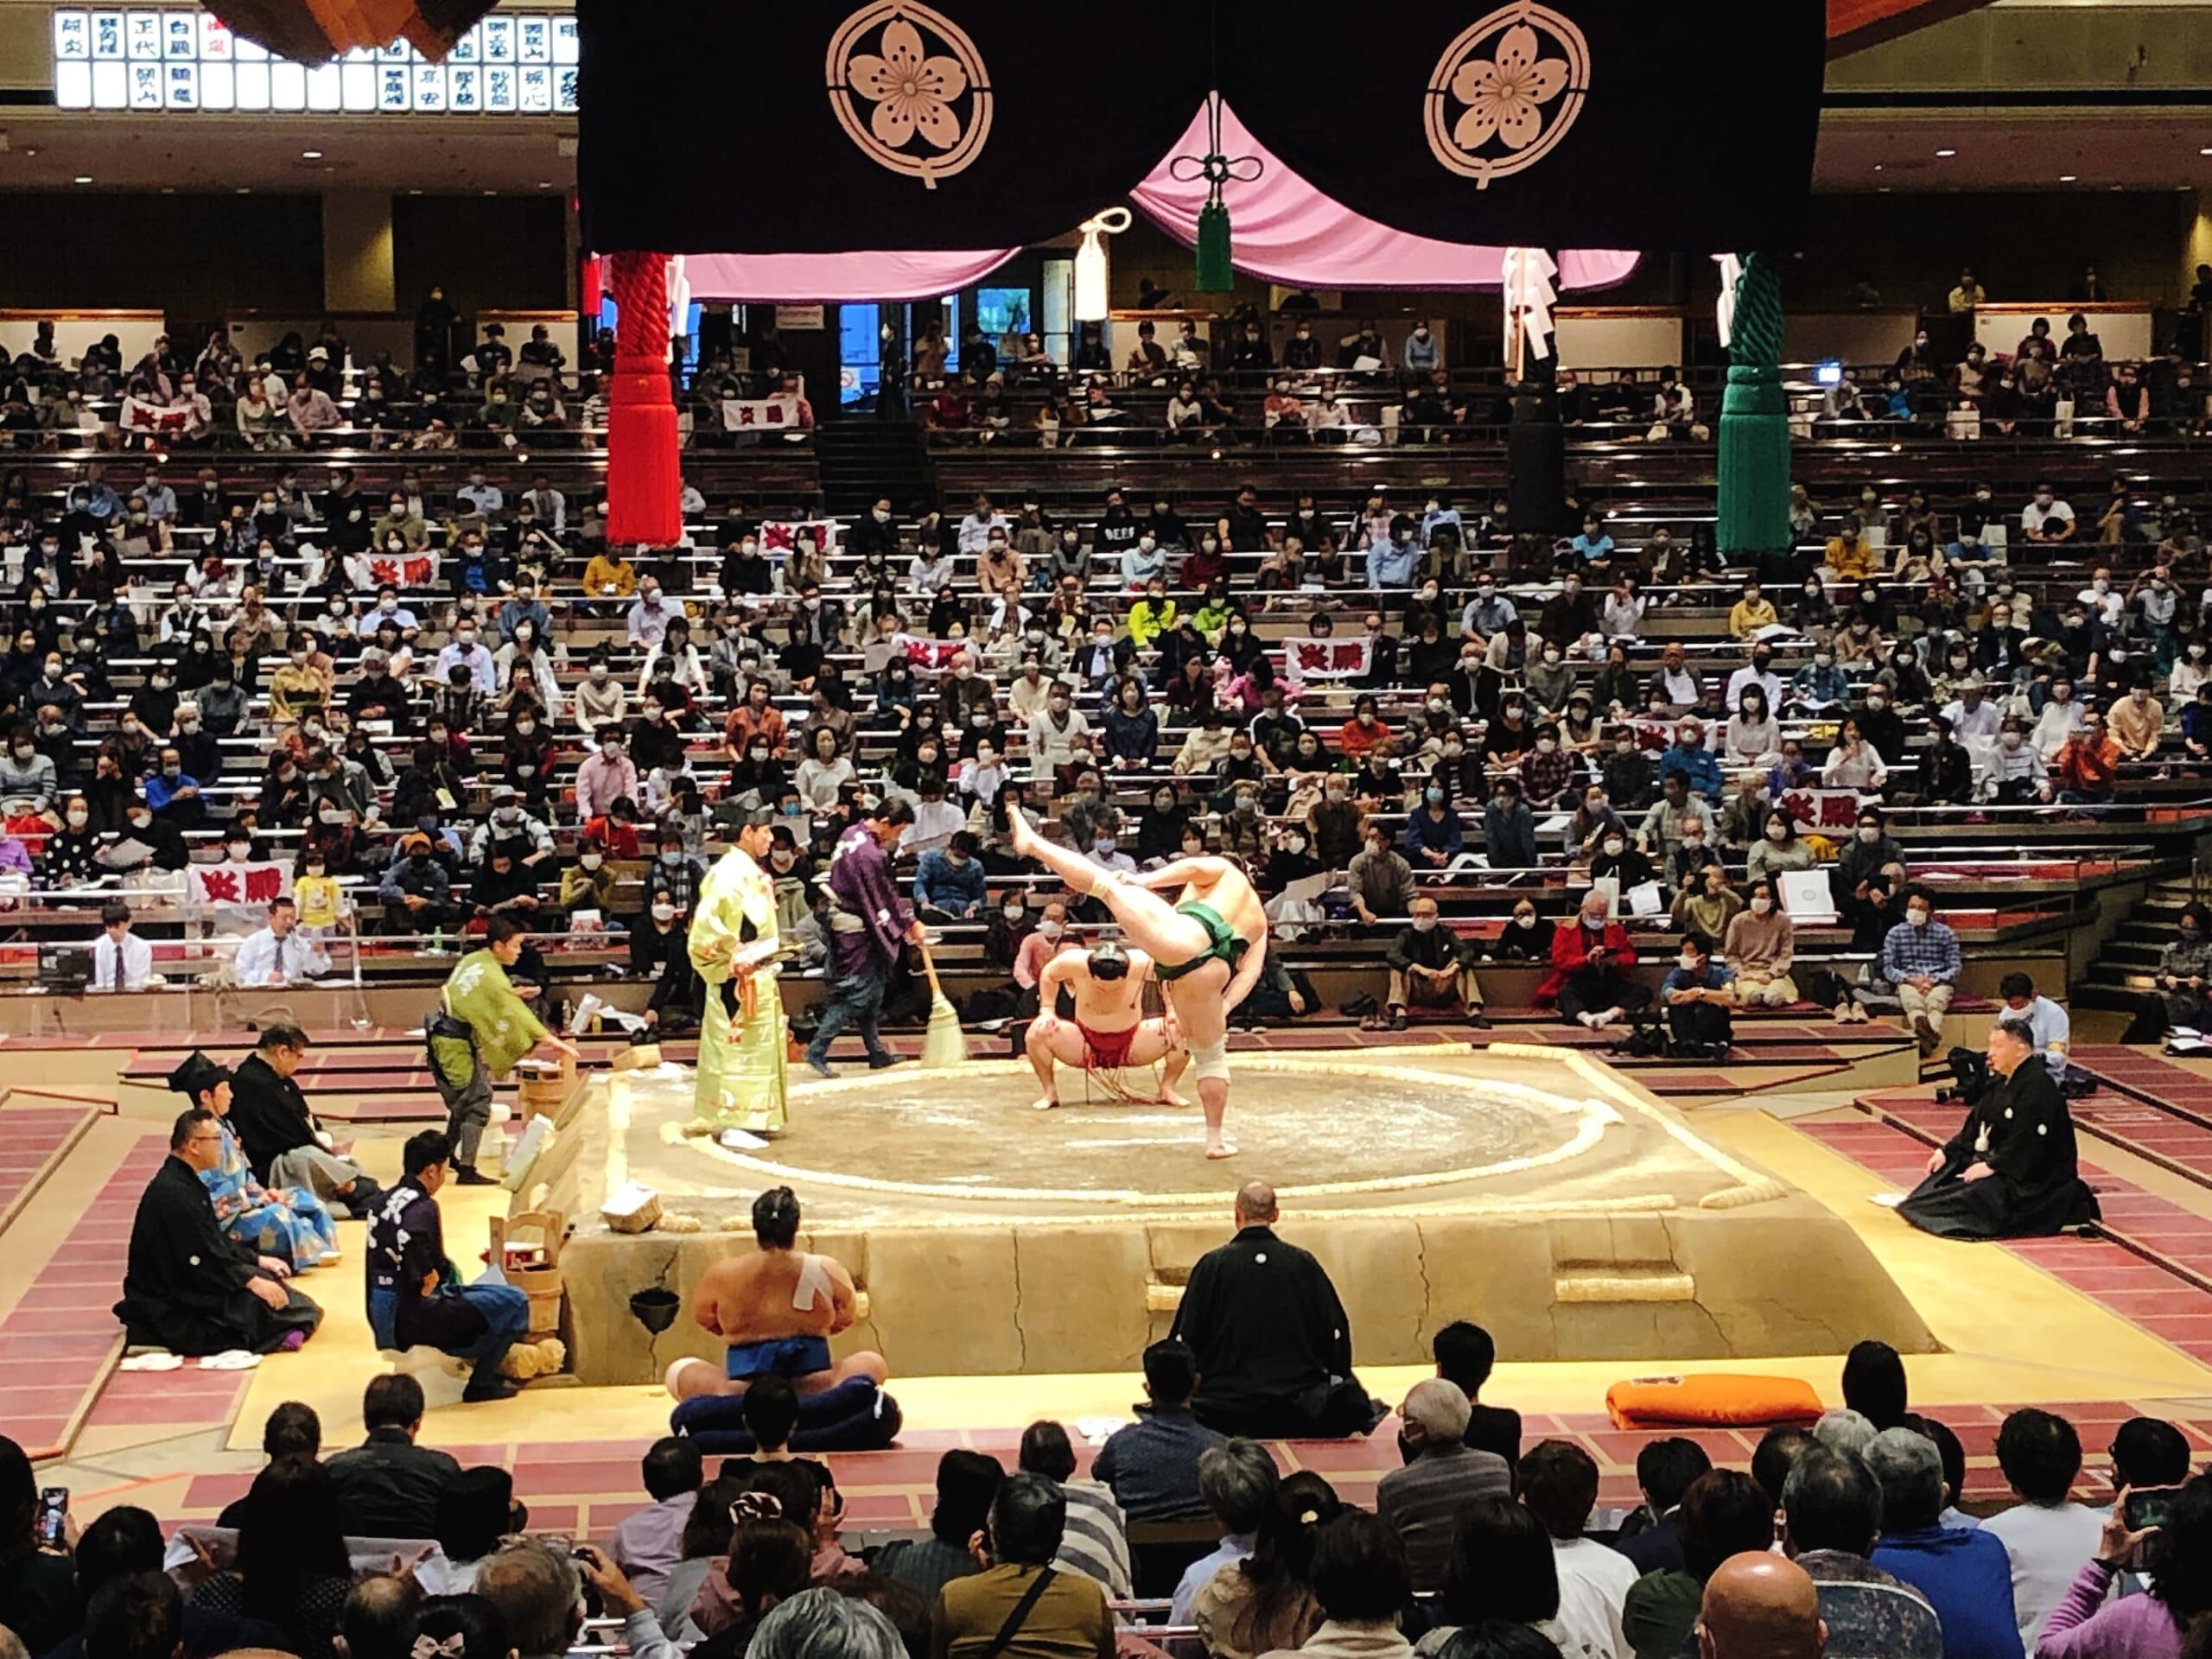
(349, 550), (442, 591)
(1777, 786), (1868, 836)
(1281, 637), (1374, 684)
(902, 639), (976, 673)
(121, 397), (194, 436)
(188, 861), (290, 908)
(720, 398), (812, 435)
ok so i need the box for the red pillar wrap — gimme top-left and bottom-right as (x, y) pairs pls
(604, 249), (682, 550)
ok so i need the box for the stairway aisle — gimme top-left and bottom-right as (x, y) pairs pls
(814, 421), (936, 518)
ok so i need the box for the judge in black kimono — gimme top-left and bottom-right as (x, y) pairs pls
(113, 1109), (323, 1356)
(1898, 1018), (2101, 1240)
(1170, 1180), (1382, 1439)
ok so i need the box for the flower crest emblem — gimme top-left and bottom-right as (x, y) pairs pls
(826, 2), (993, 188)
(1425, 3), (1590, 187)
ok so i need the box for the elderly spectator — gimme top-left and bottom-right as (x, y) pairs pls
(479, 1540), (677, 1659)
(1782, 1444), (1943, 1659)
(1380, 895), (1487, 1031)
(1542, 889), (1649, 1031)
(1376, 1380), (1512, 1593)
(1694, 1555), (1827, 1659)
(1866, 1428), (2024, 1659)
(1192, 1471), (1341, 1659)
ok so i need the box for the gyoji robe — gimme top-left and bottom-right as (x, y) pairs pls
(1898, 1058), (2101, 1240)
(690, 846), (788, 1133)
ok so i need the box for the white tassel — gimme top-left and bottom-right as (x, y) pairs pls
(1713, 254), (1744, 351)
(1503, 247), (1558, 365)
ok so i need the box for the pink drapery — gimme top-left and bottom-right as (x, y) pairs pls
(672, 104), (1637, 303)
(1131, 105), (1640, 294)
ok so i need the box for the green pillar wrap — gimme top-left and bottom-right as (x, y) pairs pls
(1718, 252), (1790, 561)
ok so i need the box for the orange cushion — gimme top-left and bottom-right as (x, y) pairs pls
(1605, 1374), (1824, 1430)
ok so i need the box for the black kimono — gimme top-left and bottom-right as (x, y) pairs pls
(1171, 1225), (1378, 1439)
(225, 1052), (321, 1184)
(113, 1156), (322, 1355)
(1897, 1058), (2101, 1240)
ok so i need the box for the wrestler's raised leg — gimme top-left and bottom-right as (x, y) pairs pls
(1006, 802), (1211, 963)
(1023, 1012), (1086, 1110)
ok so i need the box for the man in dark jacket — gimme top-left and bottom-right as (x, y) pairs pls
(113, 1108), (321, 1356)
(325, 1372), (468, 1537)
(1170, 1181), (1380, 1438)
(226, 1025), (380, 1216)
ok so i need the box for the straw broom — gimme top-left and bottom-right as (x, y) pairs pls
(917, 938), (970, 1068)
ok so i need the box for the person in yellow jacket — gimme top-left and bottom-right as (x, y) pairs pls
(689, 808), (789, 1147)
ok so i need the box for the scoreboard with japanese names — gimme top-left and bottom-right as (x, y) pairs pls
(50, 8), (580, 113)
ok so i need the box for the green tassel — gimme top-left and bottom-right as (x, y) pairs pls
(1195, 200), (1232, 293)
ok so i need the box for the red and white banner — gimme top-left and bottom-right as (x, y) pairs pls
(1281, 636), (1374, 683)
(120, 396), (194, 435)
(348, 550), (442, 591)
(902, 638), (977, 673)
(1776, 786), (1867, 836)
(760, 519), (840, 556)
(720, 397), (811, 433)
(189, 861), (289, 907)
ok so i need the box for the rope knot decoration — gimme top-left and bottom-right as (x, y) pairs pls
(1168, 94), (1262, 292)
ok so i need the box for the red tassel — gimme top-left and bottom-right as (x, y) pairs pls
(604, 250), (682, 550)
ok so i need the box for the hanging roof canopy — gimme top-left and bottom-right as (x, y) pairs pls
(577, 0), (1827, 262)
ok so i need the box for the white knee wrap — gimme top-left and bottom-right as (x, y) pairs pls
(1192, 1036), (1231, 1083)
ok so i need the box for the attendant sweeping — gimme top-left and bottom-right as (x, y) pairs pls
(804, 798), (925, 1078)
(428, 914), (578, 1183)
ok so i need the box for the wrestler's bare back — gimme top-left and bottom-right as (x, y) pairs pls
(692, 1248), (855, 1342)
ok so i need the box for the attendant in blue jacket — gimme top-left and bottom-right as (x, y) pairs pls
(912, 830), (987, 921)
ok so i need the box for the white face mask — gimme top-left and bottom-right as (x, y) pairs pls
(1412, 916), (1438, 933)
(1679, 955), (1700, 973)
(1602, 838), (1625, 855)
(1908, 908), (1930, 928)
(652, 902), (677, 923)
(1038, 920), (1064, 940)
(582, 854), (604, 870)
(1767, 823), (1788, 842)
(1858, 826), (1880, 844)
(1751, 896), (1773, 915)
(1514, 913), (1535, 930)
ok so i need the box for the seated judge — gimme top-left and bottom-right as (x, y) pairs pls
(233, 897), (333, 986)
(226, 1025), (382, 1218)
(90, 900), (153, 992)
(1170, 1180), (1381, 1440)
(113, 1109), (322, 1356)
(1897, 1019), (2101, 1241)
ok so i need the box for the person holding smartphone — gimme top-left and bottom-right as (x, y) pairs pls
(2032, 1475), (2212, 1656)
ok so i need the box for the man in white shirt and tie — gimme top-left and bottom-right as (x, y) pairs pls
(91, 900), (153, 992)
(234, 897), (332, 987)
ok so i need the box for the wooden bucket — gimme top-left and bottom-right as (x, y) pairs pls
(516, 1056), (580, 1122)
(490, 1209), (567, 1338)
